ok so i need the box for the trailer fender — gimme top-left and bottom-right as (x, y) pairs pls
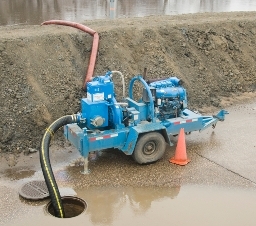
(121, 123), (172, 155)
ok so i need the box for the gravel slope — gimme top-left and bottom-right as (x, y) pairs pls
(0, 12), (256, 154)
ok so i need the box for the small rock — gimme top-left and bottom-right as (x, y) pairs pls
(28, 148), (38, 153)
(24, 148), (38, 155)
(204, 50), (209, 55)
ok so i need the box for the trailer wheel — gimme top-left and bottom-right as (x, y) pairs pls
(132, 132), (166, 164)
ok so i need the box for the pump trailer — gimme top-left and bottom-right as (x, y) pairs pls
(63, 71), (228, 171)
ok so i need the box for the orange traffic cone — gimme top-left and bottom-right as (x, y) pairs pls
(169, 128), (190, 165)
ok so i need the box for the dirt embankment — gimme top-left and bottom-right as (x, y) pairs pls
(0, 12), (256, 154)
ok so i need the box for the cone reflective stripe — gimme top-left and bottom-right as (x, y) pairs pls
(169, 128), (190, 165)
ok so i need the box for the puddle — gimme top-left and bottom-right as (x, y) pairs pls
(2, 183), (256, 226)
(4, 184), (256, 226)
(1, 0), (256, 26)
(71, 185), (256, 226)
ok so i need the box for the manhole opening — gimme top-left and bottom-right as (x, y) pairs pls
(46, 196), (87, 218)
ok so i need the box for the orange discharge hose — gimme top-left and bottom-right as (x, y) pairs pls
(41, 20), (99, 90)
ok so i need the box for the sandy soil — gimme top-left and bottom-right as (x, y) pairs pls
(0, 11), (256, 155)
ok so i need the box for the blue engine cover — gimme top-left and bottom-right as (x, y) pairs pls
(149, 77), (186, 101)
(149, 77), (187, 119)
(155, 87), (186, 100)
(87, 75), (114, 102)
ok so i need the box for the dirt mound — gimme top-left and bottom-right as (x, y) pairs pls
(0, 12), (256, 154)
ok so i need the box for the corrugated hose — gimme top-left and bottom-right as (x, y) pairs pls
(39, 114), (78, 218)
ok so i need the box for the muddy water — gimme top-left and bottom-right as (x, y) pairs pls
(2, 185), (256, 226)
(0, 0), (256, 26)
(76, 186), (256, 226)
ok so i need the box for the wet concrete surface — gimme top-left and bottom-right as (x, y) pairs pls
(1, 101), (256, 225)
(186, 101), (256, 184)
(1, 0), (256, 26)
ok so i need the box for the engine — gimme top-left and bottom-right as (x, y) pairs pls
(146, 77), (187, 120)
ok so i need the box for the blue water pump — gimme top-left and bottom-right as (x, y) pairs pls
(64, 71), (228, 171)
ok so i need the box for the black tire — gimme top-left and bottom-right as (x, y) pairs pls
(132, 132), (166, 164)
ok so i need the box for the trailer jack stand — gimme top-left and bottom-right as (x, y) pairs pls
(81, 157), (90, 174)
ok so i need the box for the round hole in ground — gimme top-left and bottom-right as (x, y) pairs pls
(46, 196), (87, 218)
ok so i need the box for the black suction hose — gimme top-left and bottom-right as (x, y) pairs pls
(40, 114), (78, 218)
